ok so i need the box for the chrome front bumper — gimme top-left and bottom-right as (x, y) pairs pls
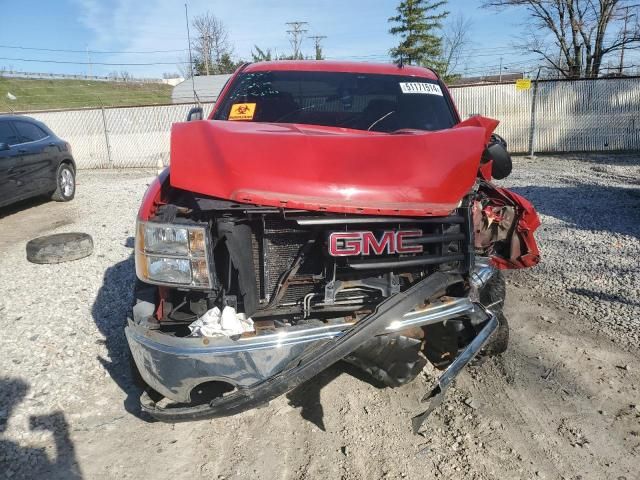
(126, 296), (487, 404)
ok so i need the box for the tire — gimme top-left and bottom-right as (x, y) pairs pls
(26, 232), (93, 264)
(51, 163), (76, 202)
(479, 271), (510, 355)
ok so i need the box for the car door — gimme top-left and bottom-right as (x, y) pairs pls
(0, 120), (23, 207)
(12, 120), (57, 197)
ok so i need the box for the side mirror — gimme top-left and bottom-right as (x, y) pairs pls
(0, 142), (10, 151)
(482, 134), (512, 180)
(187, 107), (204, 122)
(485, 143), (512, 180)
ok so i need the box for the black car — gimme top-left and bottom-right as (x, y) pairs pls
(0, 115), (76, 209)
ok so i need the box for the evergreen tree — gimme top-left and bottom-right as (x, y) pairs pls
(251, 46), (273, 62)
(215, 53), (243, 74)
(388, 0), (449, 71)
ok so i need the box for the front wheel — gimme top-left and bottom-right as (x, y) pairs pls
(479, 271), (509, 356)
(51, 163), (75, 202)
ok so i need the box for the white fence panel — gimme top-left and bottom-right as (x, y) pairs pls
(105, 103), (214, 168)
(450, 77), (640, 153)
(450, 83), (533, 153)
(25, 103), (214, 169)
(534, 78), (640, 152)
(11, 77), (640, 167)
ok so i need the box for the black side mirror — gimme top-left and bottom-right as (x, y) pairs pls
(187, 107), (204, 122)
(482, 134), (512, 180)
(0, 142), (10, 151)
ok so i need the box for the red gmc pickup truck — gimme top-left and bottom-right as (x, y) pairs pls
(126, 61), (540, 430)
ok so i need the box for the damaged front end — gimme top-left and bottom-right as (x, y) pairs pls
(125, 118), (540, 430)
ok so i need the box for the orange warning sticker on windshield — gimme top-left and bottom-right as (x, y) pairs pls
(229, 103), (256, 121)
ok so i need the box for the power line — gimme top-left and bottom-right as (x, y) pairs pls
(0, 56), (187, 66)
(0, 44), (188, 54)
(308, 35), (327, 60)
(286, 21), (308, 59)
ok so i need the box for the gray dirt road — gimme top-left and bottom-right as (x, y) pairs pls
(0, 195), (79, 251)
(0, 156), (639, 480)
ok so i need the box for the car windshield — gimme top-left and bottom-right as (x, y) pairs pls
(213, 71), (457, 132)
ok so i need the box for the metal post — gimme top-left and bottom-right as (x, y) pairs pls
(100, 105), (113, 167)
(86, 45), (92, 78)
(185, 3), (199, 105)
(527, 67), (542, 158)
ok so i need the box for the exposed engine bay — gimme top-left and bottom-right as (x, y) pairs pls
(129, 170), (539, 427)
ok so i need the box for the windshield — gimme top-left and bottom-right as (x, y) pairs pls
(213, 71), (457, 132)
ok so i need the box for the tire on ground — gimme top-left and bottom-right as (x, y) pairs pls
(479, 271), (510, 356)
(26, 232), (93, 264)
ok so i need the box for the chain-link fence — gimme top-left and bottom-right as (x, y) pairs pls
(450, 76), (640, 154)
(26, 103), (214, 169)
(8, 77), (640, 169)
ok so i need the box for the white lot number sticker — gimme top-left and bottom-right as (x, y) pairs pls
(399, 82), (443, 96)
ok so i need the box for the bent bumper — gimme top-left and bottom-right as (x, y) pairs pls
(126, 296), (477, 403)
(126, 272), (496, 423)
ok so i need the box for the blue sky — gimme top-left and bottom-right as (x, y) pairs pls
(0, 0), (542, 78)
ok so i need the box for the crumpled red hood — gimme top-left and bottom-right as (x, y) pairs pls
(170, 117), (498, 216)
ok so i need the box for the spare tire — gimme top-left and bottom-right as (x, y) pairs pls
(26, 232), (93, 264)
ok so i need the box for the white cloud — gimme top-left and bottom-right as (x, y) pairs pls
(72, 0), (398, 77)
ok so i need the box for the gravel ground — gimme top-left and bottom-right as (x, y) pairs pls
(0, 156), (638, 480)
(505, 153), (640, 346)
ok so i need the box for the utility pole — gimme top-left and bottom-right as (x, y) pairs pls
(308, 35), (327, 60)
(499, 57), (503, 82)
(86, 45), (92, 78)
(185, 3), (198, 104)
(286, 21), (308, 59)
(528, 67), (542, 158)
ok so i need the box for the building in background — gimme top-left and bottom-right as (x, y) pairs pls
(171, 74), (233, 104)
(448, 73), (524, 86)
(161, 78), (184, 86)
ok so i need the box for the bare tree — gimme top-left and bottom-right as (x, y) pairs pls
(120, 71), (132, 82)
(176, 54), (193, 79)
(192, 12), (232, 75)
(485, 0), (640, 78)
(439, 14), (473, 81)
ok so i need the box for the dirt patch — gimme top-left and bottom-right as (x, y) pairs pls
(0, 197), (77, 250)
(0, 161), (639, 480)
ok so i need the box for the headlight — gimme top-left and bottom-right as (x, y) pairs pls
(135, 221), (213, 289)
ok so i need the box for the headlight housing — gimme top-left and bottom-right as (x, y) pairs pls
(135, 221), (213, 289)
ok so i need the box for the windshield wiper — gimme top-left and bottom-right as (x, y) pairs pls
(367, 111), (396, 131)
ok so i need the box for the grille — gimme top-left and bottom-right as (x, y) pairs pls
(251, 211), (471, 307)
(264, 219), (312, 299)
(341, 221), (467, 271)
(252, 218), (315, 303)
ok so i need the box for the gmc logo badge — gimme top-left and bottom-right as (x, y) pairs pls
(329, 230), (423, 257)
